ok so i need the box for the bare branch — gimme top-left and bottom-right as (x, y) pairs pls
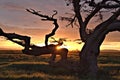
(72, 0), (89, 42)
(26, 8), (56, 21)
(0, 28), (31, 50)
(84, 0), (108, 26)
(45, 20), (59, 46)
(94, 8), (120, 36)
(94, 20), (120, 52)
(73, 0), (83, 26)
(106, 20), (120, 32)
(66, 15), (76, 27)
(60, 14), (78, 28)
(26, 8), (59, 46)
(84, 6), (101, 26)
(52, 10), (58, 18)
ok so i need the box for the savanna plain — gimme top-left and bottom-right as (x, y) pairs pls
(0, 50), (119, 80)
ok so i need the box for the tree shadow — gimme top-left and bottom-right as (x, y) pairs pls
(0, 77), (44, 80)
(5, 62), (73, 76)
(97, 65), (120, 80)
(1, 60), (119, 80)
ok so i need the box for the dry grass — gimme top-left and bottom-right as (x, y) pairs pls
(0, 50), (119, 80)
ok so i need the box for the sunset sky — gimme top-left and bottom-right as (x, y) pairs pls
(0, 0), (119, 51)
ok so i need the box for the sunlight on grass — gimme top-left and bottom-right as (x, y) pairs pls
(0, 50), (119, 80)
(0, 67), (79, 80)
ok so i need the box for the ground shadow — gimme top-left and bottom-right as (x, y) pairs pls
(2, 61), (119, 80)
(4, 63), (73, 76)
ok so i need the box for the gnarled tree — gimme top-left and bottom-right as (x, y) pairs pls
(63, 0), (120, 76)
(26, 9), (68, 63)
(0, 9), (68, 64)
(26, 9), (59, 47)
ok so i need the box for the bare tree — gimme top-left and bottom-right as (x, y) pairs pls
(63, 0), (120, 77)
(25, 9), (69, 63)
(0, 27), (68, 64)
(0, 7), (69, 64)
(26, 9), (59, 46)
(25, 0), (120, 76)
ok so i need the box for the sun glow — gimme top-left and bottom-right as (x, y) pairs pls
(100, 42), (120, 50)
(36, 41), (84, 51)
(0, 38), (119, 51)
(56, 46), (62, 50)
(0, 40), (23, 50)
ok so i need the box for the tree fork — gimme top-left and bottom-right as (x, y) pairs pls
(79, 21), (120, 76)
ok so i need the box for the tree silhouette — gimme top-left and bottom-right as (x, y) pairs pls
(0, 9), (68, 64)
(6, 0), (119, 76)
(0, 0), (119, 77)
(26, 9), (59, 47)
(63, 0), (120, 76)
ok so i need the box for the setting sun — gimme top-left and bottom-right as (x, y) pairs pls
(0, 0), (119, 52)
(0, 39), (120, 51)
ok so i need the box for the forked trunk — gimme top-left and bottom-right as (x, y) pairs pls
(79, 21), (120, 77)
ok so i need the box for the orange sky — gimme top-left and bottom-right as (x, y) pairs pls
(0, 25), (119, 51)
(0, 0), (119, 51)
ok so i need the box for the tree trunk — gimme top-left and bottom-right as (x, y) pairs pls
(79, 21), (120, 77)
(79, 39), (100, 77)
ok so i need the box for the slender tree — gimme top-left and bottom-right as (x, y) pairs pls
(63, 0), (120, 76)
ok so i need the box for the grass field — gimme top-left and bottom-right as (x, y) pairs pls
(0, 50), (119, 80)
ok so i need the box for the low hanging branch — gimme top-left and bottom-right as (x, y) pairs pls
(26, 9), (59, 46)
(0, 28), (31, 50)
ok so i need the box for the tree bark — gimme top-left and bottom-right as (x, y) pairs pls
(79, 21), (120, 76)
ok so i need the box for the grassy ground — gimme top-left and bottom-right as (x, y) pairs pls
(0, 50), (119, 80)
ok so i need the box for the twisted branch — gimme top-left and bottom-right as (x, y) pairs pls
(26, 9), (59, 46)
(0, 28), (31, 50)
